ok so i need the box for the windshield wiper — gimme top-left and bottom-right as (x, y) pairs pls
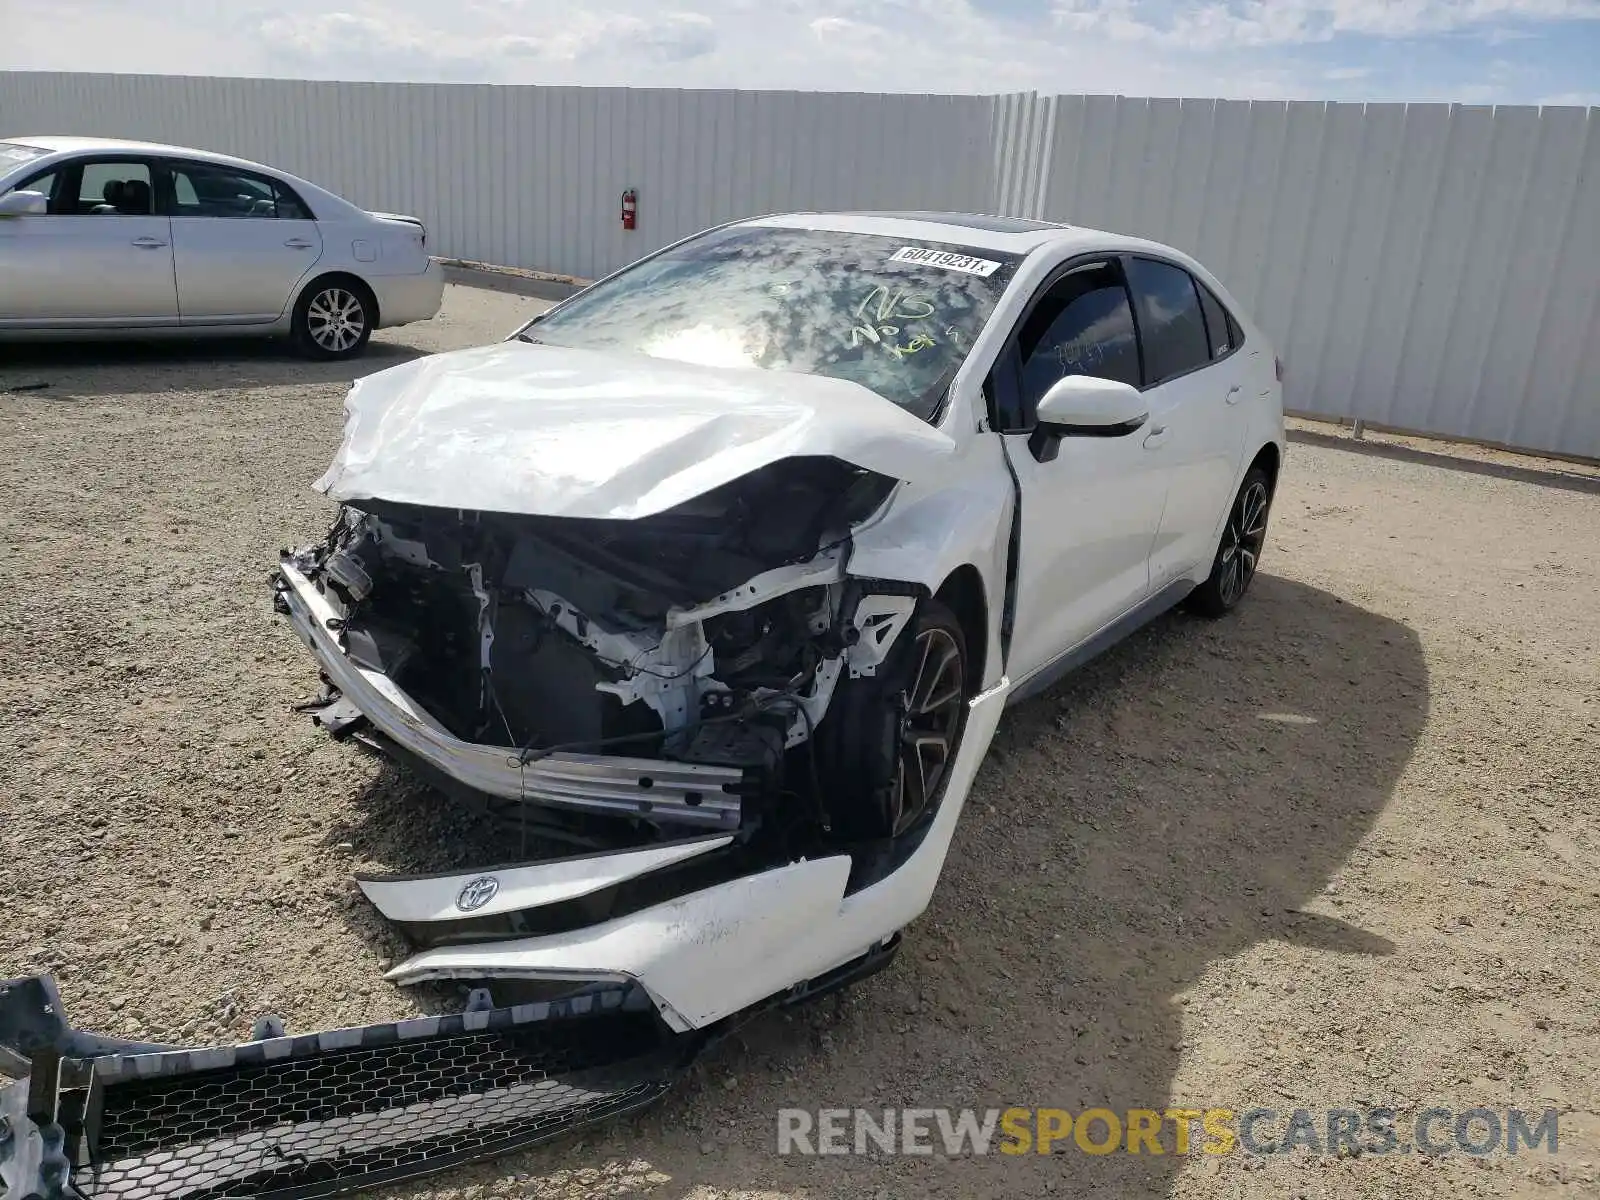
(515, 331), (542, 344)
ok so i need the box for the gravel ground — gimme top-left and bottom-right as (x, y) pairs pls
(2, 284), (1597, 1199)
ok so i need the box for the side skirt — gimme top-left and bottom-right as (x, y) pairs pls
(1006, 578), (1195, 707)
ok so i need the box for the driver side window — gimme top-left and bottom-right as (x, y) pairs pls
(6, 170), (60, 211)
(1017, 263), (1142, 417)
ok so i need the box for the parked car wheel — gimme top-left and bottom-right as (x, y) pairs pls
(1187, 466), (1274, 617)
(293, 276), (375, 360)
(821, 599), (969, 841)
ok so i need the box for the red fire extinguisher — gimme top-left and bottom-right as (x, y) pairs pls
(621, 188), (637, 231)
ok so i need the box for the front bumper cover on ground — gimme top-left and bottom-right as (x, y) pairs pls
(0, 936), (904, 1200)
(0, 975), (694, 1200)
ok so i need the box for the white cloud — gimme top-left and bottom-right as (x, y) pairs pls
(1052, 0), (1600, 48)
(1540, 90), (1600, 105)
(0, 0), (1594, 101)
(495, 13), (717, 63)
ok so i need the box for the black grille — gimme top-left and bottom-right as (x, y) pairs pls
(69, 996), (687, 1200)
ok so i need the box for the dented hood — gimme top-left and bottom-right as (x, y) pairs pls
(314, 341), (956, 519)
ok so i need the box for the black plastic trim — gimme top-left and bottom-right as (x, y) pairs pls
(0, 974), (697, 1200)
(1006, 577), (1195, 706)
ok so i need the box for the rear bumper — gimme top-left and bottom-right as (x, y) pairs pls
(369, 259), (444, 328)
(272, 563), (745, 830)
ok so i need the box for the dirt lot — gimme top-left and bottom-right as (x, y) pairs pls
(2, 284), (1598, 1200)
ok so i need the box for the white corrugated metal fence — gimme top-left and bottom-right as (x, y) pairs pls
(1, 72), (1595, 458)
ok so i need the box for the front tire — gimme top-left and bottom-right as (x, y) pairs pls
(820, 599), (969, 841)
(1187, 466), (1273, 617)
(292, 277), (375, 360)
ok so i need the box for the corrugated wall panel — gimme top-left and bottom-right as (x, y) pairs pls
(1, 72), (1596, 458)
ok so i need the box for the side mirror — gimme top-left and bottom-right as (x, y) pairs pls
(1029, 374), (1148, 462)
(0, 190), (47, 217)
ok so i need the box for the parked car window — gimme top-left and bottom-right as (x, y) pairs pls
(165, 163), (314, 220)
(1126, 258), (1211, 385)
(1196, 281), (1239, 359)
(7, 170), (60, 209)
(1016, 263), (1142, 413)
(70, 161), (154, 215)
(521, 225), (1023, 423)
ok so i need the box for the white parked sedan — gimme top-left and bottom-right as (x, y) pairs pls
(0, 136), (443, 358)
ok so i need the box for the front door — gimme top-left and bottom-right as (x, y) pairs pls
(161, 160), (323, 324)
(998, 261), (1170, 685)
(0, 158), (178, 326)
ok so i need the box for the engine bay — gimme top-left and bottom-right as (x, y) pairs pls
(280, 456), (912, 840)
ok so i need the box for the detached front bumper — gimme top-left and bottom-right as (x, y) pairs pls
(0, 975), (693, 1200)
(273, 563), (745, 830)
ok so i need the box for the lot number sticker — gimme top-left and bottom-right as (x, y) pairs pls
(889, 246), (1002, 277)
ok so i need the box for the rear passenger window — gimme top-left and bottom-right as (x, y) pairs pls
(166, 163), (314, 220)
(1126, 258), (1211, 385)
(1196, 282), (1238, 359)
(1016, 263), (1142, 414)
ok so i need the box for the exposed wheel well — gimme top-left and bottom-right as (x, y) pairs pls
(297, 271), (379, 326)
(935, 566), (987, 694)
(1250, 442), (1281, 491)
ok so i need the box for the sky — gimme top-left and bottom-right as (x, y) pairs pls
(1, 0), (1596, 104)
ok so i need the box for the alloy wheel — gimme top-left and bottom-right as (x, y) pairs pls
(306, 288), (367, 354)
(1219, 480), (1269, 607)
(889, 626), (965, 836)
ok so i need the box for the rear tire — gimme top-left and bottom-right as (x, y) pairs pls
(292, 276), (375, 360)
(1186, 466), (1273, 617)
(820, 599), (969, 842)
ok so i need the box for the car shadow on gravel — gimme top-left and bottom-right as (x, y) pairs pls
(0, 337), (427, 399)
(330, 573), (1427, 1199)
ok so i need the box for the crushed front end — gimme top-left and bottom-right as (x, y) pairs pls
(271, 455), (915, 849)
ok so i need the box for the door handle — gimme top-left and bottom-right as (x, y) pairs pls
(131, 236), (168, 249)
(1225, 385), (1243, 405)
(283, 238), (315, 249)
(1143, 424), (1169, 450)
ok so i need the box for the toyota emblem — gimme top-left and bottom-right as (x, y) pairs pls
(455, 876), (499, 912)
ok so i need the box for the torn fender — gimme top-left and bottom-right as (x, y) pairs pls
(385, 679), (1010, 1030)
(313, 341), (956, 519)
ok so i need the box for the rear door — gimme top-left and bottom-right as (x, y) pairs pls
(1124, 257), (1250, 588)
(996, 258), (1170, 685)
(159, 159), (323, 324)
(0, 156), (178, 326)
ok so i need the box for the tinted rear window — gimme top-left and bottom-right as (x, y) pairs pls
(1196, 281), (1239, 359)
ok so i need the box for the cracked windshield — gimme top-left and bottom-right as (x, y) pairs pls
(522, 225), (1022, 422)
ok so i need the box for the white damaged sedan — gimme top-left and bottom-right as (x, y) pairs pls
(273, 210), (1285, 1029)
(0, 213), (1287, 1200)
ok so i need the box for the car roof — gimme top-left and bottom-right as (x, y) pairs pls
(740, 210), (1138, 256)
(6, 135), (285, 175)
(2, 135), (364, 218)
